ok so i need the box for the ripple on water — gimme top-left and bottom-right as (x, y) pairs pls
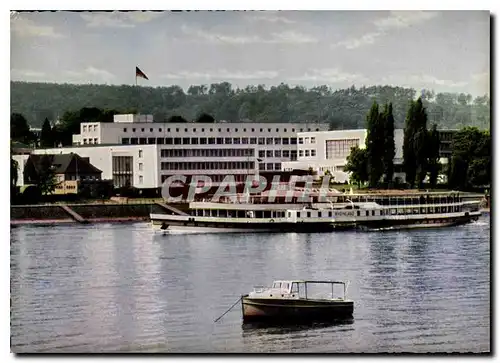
(10, 219), (490, 353)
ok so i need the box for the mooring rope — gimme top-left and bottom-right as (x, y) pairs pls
(214, 296), (242, 323)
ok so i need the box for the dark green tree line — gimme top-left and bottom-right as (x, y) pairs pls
(344, 146), (368, 187)
(365, 101), (384, 187)
(11, 81), (490, 130)
(382, 103), (395, 184)
(449, 127), (490, 190)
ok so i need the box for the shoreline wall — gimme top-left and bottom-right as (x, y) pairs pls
(10, 203), (190, 226)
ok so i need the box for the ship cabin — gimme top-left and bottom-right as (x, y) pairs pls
(248, 280), (349, 301)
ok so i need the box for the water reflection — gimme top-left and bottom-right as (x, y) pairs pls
(241, 318), (355, 335)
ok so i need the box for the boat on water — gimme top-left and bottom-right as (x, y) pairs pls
(241, 280), (354, 323)
(150, 190), (482, 233)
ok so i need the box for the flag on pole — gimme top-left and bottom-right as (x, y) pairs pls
(136, 66), (149, 80)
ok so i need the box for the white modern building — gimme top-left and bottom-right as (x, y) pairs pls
(32, 144), (160, 189)
(29, 114), (329, 189)
(282, 129), (405, 183)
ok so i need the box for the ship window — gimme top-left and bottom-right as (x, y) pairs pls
(372, 210), (375, 216)
(357, 211), (360, 217)
(318, 211), (322, 217)
(307, 212), (311, 218)
(291, 283), (299, 293)
(366, 211), (369, 216)
(329, 211), (333, 217)
(297, 212), (301, 218)
(273, 282), (281, 288)
(282, 283), (289, 291)
(288, 212), (291, 217)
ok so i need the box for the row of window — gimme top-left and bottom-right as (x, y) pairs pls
(83, 138), (99, 145)
(325, 139), (360, 159)
(160, 148), (254, 158)
(160, 161), (255, 171)
(258, 150), (295, 158)
(82, 125), (98, 132)
(298, 137), (316, 144)
(161, 174), (249, 183)
(122, 126), (321, 134)
(188, 205), (463, 219)
(258, 163), (282, 171)
(122, 137), (298, 146)
(298, 149), (317, 157)
(55, 184), (77, 190)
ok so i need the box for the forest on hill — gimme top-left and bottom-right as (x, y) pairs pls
(10, 81), (490, 130)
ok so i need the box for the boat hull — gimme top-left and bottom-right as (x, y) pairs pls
(151, 212), (480, 233)
(241, 295), (354, 322)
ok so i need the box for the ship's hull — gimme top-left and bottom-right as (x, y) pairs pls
(241, 295), (354, 322)
(150, 212), (480, 233)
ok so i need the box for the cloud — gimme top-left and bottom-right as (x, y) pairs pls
(161, 70), (279, 81)
(63, 67), (115, 82)
(11, 17), (65, 39)
(332, 32), (382, 49)
(270, 31), (317, 44)
(11, 69), (47, 78)
(181, 25), (261, 44)
(181, 25), (316, 44)
(409, 75), (467, 88)
(248, 12), (295, 24)
(471, 72), (490, 93)
(333, 11), (438, 50)
(289, 68), (369, 84)
(374, 11), (439, 30)
(383, 74), (468, 88)
(80, 11), (162, 28)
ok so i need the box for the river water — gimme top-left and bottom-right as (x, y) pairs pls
(10, 216), (490, 353)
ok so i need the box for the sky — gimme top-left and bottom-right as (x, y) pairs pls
(10, 10), (490, 96)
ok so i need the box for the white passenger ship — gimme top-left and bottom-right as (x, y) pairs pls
(150, 191), (482, 233)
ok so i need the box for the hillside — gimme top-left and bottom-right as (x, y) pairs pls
(10, 81), (490, 130)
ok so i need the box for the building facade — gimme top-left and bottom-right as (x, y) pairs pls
(25, 113), (456, 189)
(23, 153), (103, 194)
(60, 114), (329, 188)
(282, 129), (406, 183)
(33, 145), (160, 189)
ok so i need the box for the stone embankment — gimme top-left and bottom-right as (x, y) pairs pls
(10, 202), (190, 226)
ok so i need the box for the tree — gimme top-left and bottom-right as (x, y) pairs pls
(167, 115), (188, 123)
(10, 81), (490, 130)
(426, 124), (441, 188)
(403, 98), (429, 188)
(196, 113), (215, 123)
(11, 156), (19, 202)
(11, 113), (36, 145)
(413, 98), (429, 188)
(40, 118), (54, 148)
(382, 103), (395, 184)
(11, 157), (18, 188)
(449, 127), (490, 190)
(345, 146), (369, 187)
(365, 101), (384, 187)
(36, 155), (58, 195)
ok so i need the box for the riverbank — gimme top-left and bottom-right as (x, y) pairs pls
(10, 191), (488, 227)
(10, 203), (190, 226)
